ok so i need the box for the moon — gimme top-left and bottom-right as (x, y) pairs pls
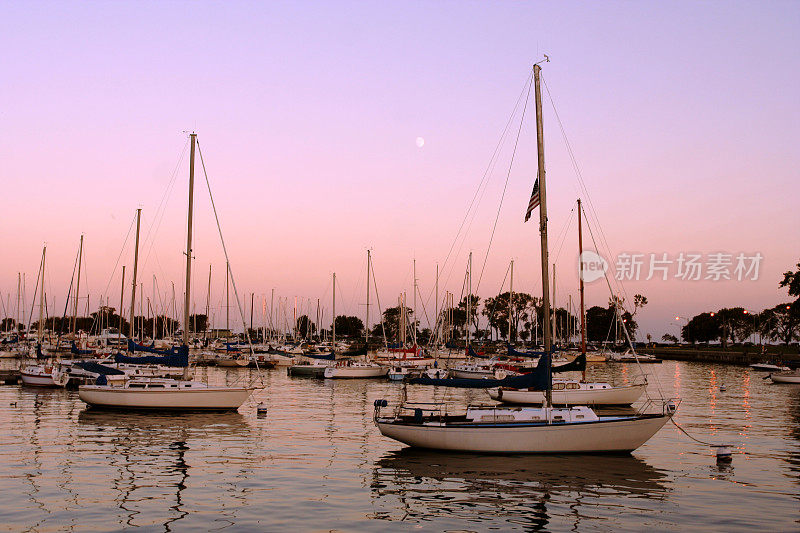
(415, 137), (425, 148)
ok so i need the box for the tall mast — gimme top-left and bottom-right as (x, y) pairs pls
(578, 199), (587, 381)
(533, 63), (552, 407)
(250, 293), (254, 334)
(205, 264), (212, 339)
(129, 208), (141, 341)
(552, 266), (557, 345)
(332, 272), (336, 351)
(225, 262), (229, 332)
(435, 264), (439, 345)
(467, 252), (472, 347)
(183, 133), (196, 346)
(508, 259), (514, 343)
(37, 246), (46, 344)
(366, 250), (371, 349)
(118, 266), (126, 346)
(412, 259), (417, 347)
(72, 235), (83, 334)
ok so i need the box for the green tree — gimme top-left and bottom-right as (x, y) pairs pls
(296, 315), (316, 338)
(333, 315), (364, 339)
(681, 312), (721, 344)
(759, 303), (799, 345)
(662, 333), (679, 344)
(780, 261), (800, 302)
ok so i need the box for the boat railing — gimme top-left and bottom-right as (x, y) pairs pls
(636, 396), (681, 416)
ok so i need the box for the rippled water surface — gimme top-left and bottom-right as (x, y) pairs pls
(0, 361), (798, 531)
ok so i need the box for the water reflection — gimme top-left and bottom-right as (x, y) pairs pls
(77, 410), (252, 531)
(371, 449), (669, 530)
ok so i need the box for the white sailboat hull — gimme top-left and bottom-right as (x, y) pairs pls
(20, 372), (60, 387)
(78, 386), (252, 410)
(376, 414), (669, 453)
(488, 383), (646, 406)
(449, 368), (495, 379)
(324, 366), (387, 379)
(770, 371), (800, 384)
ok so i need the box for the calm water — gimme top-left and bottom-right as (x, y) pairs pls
(0, 361), (798, 531)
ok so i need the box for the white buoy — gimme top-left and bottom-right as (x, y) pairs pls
(256, 402), (267, 417)
(713, 445), (732, 462)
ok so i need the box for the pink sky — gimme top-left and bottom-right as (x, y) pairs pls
(1, 1), (798, 339)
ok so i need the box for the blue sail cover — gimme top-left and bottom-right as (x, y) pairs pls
(553, 352), (586, 373)
(467, 345), (492, 359)
(115, 345), (189, 367)
(127, 339), (181, 356)
(70, 341), (94, 356)
(409, 354), (552, 389)
(74, 361), (126, 375)
(303, 351), (336, 361)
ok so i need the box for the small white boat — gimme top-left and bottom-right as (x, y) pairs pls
(488, 380), (647, 406)
(388, 366), (411, 381)
(79, 378), (252, 411)
(20, 364), (68, 387)
(750, 363), (790, 372)
(769, 370), (800, 384)
(374, 402), (673, 453)
(324, 361), (387, 379)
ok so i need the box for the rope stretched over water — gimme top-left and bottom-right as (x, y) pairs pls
(670, 417), (728, 447)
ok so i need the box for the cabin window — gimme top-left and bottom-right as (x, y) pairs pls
(554, 383), (565, 390)
(567, 383), (579, 390)
(130, 384), (146, 388)
(576, 415), (584, 419)
(149, 384), (165, 388)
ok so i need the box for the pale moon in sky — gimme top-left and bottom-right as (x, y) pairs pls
(415, 137), (425, 148)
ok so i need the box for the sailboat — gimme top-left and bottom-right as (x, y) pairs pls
(487, 199), (647, 407)
(21, 245), (69, 388)
(79, 133), (254, 411)
(323, 257), (388, 379)
(374, 62), (675, 452)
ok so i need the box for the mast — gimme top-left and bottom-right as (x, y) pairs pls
(552, 266), (556, 346)
(183, 133), (196, 347)
(435, 264), (439, 345)
(118, 266), (126, 346)
(533, 62), (553, 407)
(226, 262), (229, 332)
(578, 198), (587, 380)
(37, 246), (46, 345)
(509, 259), (514, 343)
(332, 272), (336, 352)
(129, 208), (141, 341)
(467, 252), (472, 348)
(366, 250), (371, 349)
(250, 293), (254, 334)
(72, 235), (83, 334)
(205, 264), (212, 340)
(412, 259), (417, 347)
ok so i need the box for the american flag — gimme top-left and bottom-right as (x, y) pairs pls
(524, 177), (540, 222)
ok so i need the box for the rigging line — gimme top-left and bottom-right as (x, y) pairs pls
(56, 245), (81, 345)
(582, 203), (665, 400)
(369, 257), (389, 350)
(196, 140), (262, 384)
(425, 71), (534, 308)
(476, 71), (534, 293)
(552, 207), (576, 264)
(484, 261), (512, 337)
(542, 76), (630, 303)
(101, 212), (137, 302)
(140, 139), (189, 273)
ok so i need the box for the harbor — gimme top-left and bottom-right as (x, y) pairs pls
(2, 1), (799, 531)
(0, 360), (798, 531)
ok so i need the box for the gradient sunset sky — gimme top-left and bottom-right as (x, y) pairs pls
(1, 1), (798, 339)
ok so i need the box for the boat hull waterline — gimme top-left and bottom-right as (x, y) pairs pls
(375, 414), (670, 453)
(78, 386), (252, 411)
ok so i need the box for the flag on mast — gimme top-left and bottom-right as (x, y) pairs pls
(524, 177), (540, 222)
